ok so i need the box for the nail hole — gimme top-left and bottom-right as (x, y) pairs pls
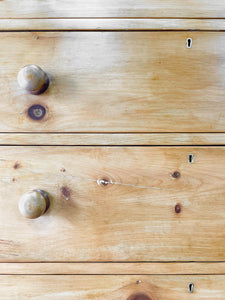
(187, 38), (192, 48)
(13, 162), (21, 169)
(188, 154), (194, 164)
(172, 171), (180, 179)
(188, 283), (194, 293)
(28, 104), (46, 121)
(175, 203), (181, 214)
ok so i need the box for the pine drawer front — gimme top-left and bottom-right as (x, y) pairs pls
(0, 275), (224, 299)
(1, 0), (225, 18)
(2, 31), (225, 133)
(0, 146), (224, 262)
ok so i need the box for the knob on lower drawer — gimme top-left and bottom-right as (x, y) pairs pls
(19, 189), (50, 219)
(17, 65), (49, 94)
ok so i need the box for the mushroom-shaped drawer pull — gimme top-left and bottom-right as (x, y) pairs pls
(19, 189), (50, 219)
(17, 65), (49, 94)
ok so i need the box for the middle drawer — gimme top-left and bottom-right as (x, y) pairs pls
(0, 146), (224, 262)
(1, 32), (225, 132)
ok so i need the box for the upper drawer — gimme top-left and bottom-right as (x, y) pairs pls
(1, 32), (225, 133)
(0, 146), (224, 262)
(1, 0), (225, 18)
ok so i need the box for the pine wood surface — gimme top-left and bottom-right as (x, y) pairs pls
(0, 133), (224, 145)
(0, 146), (224, 262)
(1, 0), (225, 18)
(1, 32), (225, 132)
(0, 4), (225, 293)
(0, 275), (224, 299)
(0, 262), (224, 275)
(2, 19), (225, 31)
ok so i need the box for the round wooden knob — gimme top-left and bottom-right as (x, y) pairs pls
(17, 65), (49, 94)
(19, 189), (50, 219)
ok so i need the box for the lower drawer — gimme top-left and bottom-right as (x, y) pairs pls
(0, 146), (224, 261)
(0, 275), (224, 299)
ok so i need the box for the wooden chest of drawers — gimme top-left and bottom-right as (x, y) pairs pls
(0, 1), (224, 299)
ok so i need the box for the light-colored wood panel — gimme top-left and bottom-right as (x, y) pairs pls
(0, 133), (224, 145)
(0, 146), (224, 262)
(2, 19), (225, 31)
(1, 0), (225, 18)
(1, 32), (225, 133)
(0, 275), (224, 299)
(0, 262), (224, 275)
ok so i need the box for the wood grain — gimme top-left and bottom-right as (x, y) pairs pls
(0, 275), (224, 299)
(2, 19), (225, 31)
(0, 262), (224, 275)
(0, 146), (224, 262)
(2, 32), (225, 133)
(1, 0), (225, 18)
(0, 133), (224, 145)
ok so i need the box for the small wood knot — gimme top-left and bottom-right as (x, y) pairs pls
(172, 171), (180, 179)
(127, 293), (151, 300)
(175, 203), (182, 214)
(97, 178), (110, 186)
(61, 186), (70, 201)
(28, 104), (46, 121)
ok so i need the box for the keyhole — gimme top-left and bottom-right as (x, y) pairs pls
(188, 154), (194, 164)
(186, 38), (192, 48)
(188, 283), (194, 293)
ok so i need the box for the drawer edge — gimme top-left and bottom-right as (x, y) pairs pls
(1, 19), (225, 31)
(0, 262), (224, 275)
(0, 133), (224, 146)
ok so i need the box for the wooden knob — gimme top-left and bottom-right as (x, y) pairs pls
(17, 65), (49, 94)
(19, 189), (50, 219)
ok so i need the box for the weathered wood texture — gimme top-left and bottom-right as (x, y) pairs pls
(0, 275), (224, 299)
(0, 146), (224, 262)
(0, 262), (224, 275)
(0, 133), (224, 145)
(1, 0), (225, 18)
(2, 19), (225, 31)
(1, 32), (225, 132)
